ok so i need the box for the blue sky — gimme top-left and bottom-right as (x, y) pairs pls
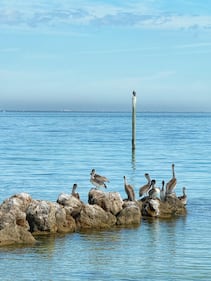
(0, 0), (211, 111)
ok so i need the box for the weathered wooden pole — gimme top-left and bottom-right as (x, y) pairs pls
(132, 91), (136, 151)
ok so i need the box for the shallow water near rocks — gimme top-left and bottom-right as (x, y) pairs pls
(0, 111), (211, 280)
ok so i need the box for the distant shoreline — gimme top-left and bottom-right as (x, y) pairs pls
(0, 109), (210, 114)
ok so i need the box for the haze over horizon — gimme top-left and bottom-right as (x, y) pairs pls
(1, 0), (211, 112)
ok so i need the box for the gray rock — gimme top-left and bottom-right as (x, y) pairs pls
(0, 193), (35, 246)
(88, 188), (123, 215)
(160, 194), (187, 217)
(0, 192), (32, 215)
(116, 201), (141, 225)
(0, 225), (36, 246)
(26, 199), (76, 234)
(141, 194), (187, 218)
(0, 188), (187, 247)
(57, 193), (83, 218)
(142, 198), (160, 217)
(75, 204), (117, 229)
(55, 204), (76, 233)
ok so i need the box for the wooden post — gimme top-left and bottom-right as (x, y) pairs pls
(132, 91), (136, 151)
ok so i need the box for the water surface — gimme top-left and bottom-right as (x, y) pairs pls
(0, 112), (211, 280)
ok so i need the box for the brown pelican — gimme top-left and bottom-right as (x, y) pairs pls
(166, 164), (177, 195)
(139, 173), (151, 197)
(71, 183), (80, 200)
(178, 187), (187, 205)
(160, 180), (166, 201)
(148, 180), (160, 199)
(123, 176), (135, 201)
(90, 169), (109, 189)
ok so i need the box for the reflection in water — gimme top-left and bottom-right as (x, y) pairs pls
(0, 234), (58, 257)
(143, 216), (187, 255)
(131, 148), (136, 171)
(0, 210), (210, 281)
(130, 148), (137, 192)
(33, 234), (61, 257)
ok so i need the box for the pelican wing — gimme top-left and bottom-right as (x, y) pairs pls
(139, 183), (150, 196)
(94, 174), (109, 182)
(166, 178), (177, 193)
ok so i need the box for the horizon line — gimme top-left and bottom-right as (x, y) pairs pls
(1, 109), (211, 114)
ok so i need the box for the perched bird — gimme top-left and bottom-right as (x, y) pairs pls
(148, 180), (160, 199)
(160, 180), (166, 201)
(178, 187), (187, 205)
(71, 183), (80, 200)
(123, 176), (135, 201)
(90, 169), (109, 189)
(166, 164), (177, 195)
(139, 173), (151, 197)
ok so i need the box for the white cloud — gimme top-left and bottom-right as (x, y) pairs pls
(0, 0), (211, 31)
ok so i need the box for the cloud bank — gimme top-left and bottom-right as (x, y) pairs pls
(0, 0), (211, 31)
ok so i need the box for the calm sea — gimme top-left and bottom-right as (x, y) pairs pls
(0, 111), (211, 281)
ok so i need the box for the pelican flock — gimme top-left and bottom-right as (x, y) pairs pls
(137, 164), (186, 203)
(80, 164), (187, 205)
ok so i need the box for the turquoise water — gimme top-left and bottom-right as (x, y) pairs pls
(0, 112), (211, 280)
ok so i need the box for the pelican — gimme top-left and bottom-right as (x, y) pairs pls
(71, 183), (80, 200)
(123, 176), (135, 201)
(160, 180), (166, 201)
(139, 173), (151, 197)
(166, 164), (177, 195)
(90, 169), (109, 189)
(148, 180), (160, 199)
(178, 187), (187, 205)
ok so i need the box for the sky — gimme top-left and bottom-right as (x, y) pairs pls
(0, 0), (211, 111)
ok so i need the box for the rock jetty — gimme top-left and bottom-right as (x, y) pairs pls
(0, 188), (186, 246)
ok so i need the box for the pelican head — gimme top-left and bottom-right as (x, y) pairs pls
(151, 179), (156, 186)
(90, 169), (96, 176)
(72, 183), (77, 191)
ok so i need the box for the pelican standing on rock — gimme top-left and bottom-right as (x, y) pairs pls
(160, 180), (166, 201)
(90, 169), (109, 189)
(148, 180), (160, 199)
(166, 164), (177, 195)
(139, 173), (151, 198)
(123, 176), (135, 201)
(71, 183), (80, 200)
(178, 187), (187, 205)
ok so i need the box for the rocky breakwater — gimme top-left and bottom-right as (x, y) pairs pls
(0, 193), (36, 246)
(141, 194), (187, 218)
(0, 188), (186, 246)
